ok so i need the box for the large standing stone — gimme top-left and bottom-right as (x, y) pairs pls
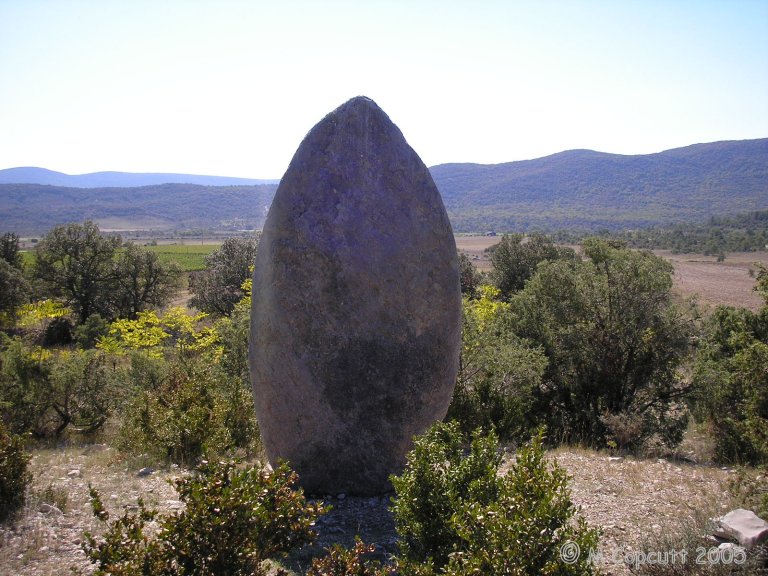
(249, 96), (461, 495)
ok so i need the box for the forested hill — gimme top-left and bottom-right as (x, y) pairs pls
(1, 138), (766, 234)
(0, 183), (278, 233)
(431, 138), (768, 232)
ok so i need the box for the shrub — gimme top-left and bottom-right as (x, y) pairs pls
(510, 238), (695, 450)
(0, 421), (32, 522)
(74, 313), (110, 348)
(692, 304), (768, 465)
(1, 337), (119, 438)
(390, 422), (599, 575)
(447, 286), (546, 442)
(118, 353), (259, 464)
(307, 538), (393, 576)
(84, 460), (326, 576)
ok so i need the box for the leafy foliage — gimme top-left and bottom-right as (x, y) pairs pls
(584, 209), (768, 256)
(390, 422), (599, 575)
(0, 420), (31, 522)
(692, 277), (768, 464)
(457, 252), (482, 297)
(97, 306), (220, 359)
(84, 460), (325, 576)
(0, 259), (30, 326)
(0, 339), (120, 437)
(308, 538), (393, 576)
(117, 353), (258, 465)
(110, 243), (183, 319)
(509, 238), (695, 449)
(0, 232), (24, 269)
(447, 286), (545, 441)
(489, 233), (576, 298)
(189, 236), (260, 316)
(33, 221), (181, 323)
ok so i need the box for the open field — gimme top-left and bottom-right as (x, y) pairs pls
(660, 250), (768, 312)
(142, 243), (220, 272)
(455, 234), (499, 271)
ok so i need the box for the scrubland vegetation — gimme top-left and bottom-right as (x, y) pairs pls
(2, 221), (768, 574)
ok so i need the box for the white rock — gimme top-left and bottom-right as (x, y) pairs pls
(715, 508), (768, 549)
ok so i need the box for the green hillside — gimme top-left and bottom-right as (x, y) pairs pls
(431, 138), (768, 232)
(1, 139), (766, 235)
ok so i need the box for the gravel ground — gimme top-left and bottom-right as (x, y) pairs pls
(0, 443), (734, 576)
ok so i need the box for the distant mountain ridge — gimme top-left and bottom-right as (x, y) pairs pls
(1, 138), (766, 234)
(431, 138), (768, 231)
(0, 167), (279, 188)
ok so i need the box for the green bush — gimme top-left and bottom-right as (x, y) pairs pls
(0, 339), (119, 437)
(692, 303), (768, 465)
(390, 422), (599, 575)
(510, 238), (694, 450)
(74, 313), (110, 348)
(0, 421), (32, 522)
(118, 353), (259, 464)
(84, 460), (326, 576)
(447, 287), (546, 442)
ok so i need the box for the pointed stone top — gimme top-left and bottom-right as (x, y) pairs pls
(280, 95), (418, 191)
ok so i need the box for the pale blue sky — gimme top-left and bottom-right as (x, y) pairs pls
(1, 0), (766, 179)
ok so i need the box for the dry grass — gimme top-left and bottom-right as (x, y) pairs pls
(659, 250), (768, 312)
(0, 431), (741, 576)
(455, 234), (500, 272)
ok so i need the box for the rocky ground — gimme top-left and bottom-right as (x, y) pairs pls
(0, 439), (740, 576)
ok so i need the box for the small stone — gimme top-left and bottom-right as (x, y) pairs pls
(110, 494), (118, 500)
(39, 503), (63, 515)
(608, 456), (623, 462)
(38, 546), (48, 553)
(337, 493), (346, 500)
(718, 542), (744, 553)
(137, 467), (154, 477)
(67, 469), (81, 478)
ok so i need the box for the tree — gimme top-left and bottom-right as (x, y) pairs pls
(510, 238), (695, 449)
(489, 233), (576, 298)
(0, 259), (30, 325)
(33, 221), (180, 323)
(0, 232), (24, 269)
(110, 244), (182, 319)
(189, 235), (260, 316)
(692, 268), (768, 464)
(458, 252), (482, 296)
(34, 221), (121, 323)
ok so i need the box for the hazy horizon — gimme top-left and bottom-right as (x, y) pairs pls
(1, 1), (766, 179)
